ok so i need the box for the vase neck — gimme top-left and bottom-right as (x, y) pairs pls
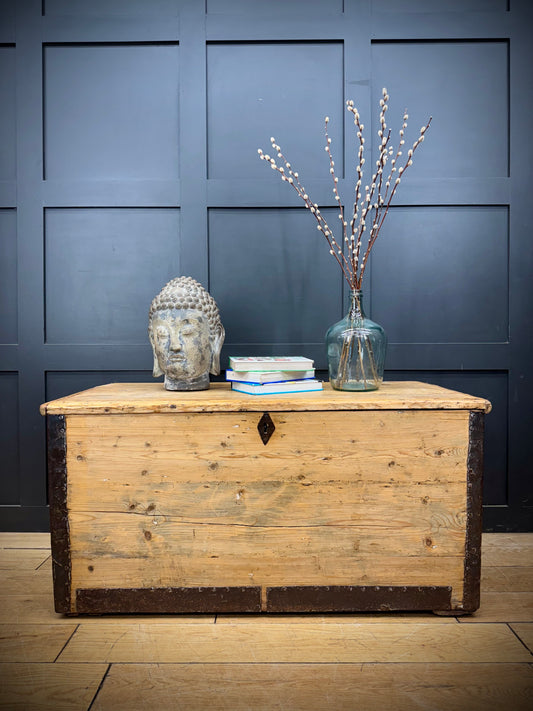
(348, 290), (365, 320)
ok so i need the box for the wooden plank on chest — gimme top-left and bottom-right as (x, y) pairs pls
(64, 407), (471, 609)
(68, 512), (466, 605)
(66, 409), (470, 486)
(41, 381), (492, 415)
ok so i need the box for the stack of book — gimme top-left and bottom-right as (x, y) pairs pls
(227, 356), (323, 395)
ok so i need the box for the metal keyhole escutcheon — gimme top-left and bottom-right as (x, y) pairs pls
(257, 412), (275, 445)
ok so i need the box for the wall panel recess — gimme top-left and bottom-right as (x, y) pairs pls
(44, 0), (181, 16)
(0, 44), (16, 182)
(209, 207), (342, 364)
(371, 41), (509, 179)
(0, 209), (17, 344)
(44, 208), (180, 344)
(371, 206), (509, 344)
(373, 0), (508, 11)
(206, 0), (344, 14)
(43, 43), (180, 181)
(0, 372), (19, 504)
(207, 42), (344, 179)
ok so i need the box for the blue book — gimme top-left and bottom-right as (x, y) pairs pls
(231, 380), (323, 395)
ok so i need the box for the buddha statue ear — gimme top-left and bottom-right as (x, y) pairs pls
(149, 328), (164, 378)
(210, 323), (225, 375)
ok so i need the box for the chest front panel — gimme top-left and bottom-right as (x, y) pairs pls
(63, 409), (471, 612)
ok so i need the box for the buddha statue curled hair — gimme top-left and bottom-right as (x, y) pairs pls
(149, 276), (225, 391)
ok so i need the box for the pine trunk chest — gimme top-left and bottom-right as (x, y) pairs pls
(40, 381), (491, 616)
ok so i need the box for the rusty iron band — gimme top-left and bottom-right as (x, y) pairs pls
(47, 415), (71, 614)
(461, 410), (484, 613)
(265, 585), (452, 613)
(76, 586), (262, 614)
(76, 585), (452, 615)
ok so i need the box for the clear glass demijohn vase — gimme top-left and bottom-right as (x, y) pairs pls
(326, 290), (387, 391)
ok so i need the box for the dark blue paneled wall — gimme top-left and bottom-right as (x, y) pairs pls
(0, 0), (531, 531)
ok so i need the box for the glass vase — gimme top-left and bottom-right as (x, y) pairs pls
(326, 290), (387, 391)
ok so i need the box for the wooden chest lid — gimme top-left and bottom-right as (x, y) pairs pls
(40, 381), (491, 415)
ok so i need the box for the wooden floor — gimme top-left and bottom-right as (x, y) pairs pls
(0, 533), (532, 710)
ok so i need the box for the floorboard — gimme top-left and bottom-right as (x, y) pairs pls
(0, 533), (51, 550)
(56, 620), (531, 664)
(0, 624), (78, 663)
(90, 663), (533, 711)
(510, 623), (533, 653)
(457, 592), (533, 623)
(481, 566), (533, 592)
(0, 549), (50, 570)
(0, 662), (108, 710)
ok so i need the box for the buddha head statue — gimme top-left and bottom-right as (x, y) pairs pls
(148, 276), (225, 391)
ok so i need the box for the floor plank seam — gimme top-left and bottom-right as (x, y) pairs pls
(86, 662), (111, 711)
(507, 624), (533, 656)
(35, 554), (52, 570)
(53, 623), (80, 662)
(3, 547), (51, 551)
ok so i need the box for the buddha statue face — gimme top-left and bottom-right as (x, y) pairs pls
(149, 277), (225, 391)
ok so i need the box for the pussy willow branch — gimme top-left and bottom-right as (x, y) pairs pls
(366, 95), (393, 254)
(259, 142), (353, 285)
(259, 90), (431, 291)
(357, 116), (432, 287)
(324, 118), (353, 276)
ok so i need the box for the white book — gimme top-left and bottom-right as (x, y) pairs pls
(231, 379), (323, 395)
(229, 356), (314, 372)
(226, 369), (315, 384)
